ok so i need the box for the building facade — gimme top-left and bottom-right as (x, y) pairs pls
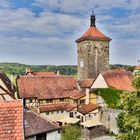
(0, 72), (16, 101)
(76, 11), (111, 80)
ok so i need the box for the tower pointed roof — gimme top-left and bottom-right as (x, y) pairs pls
(76, 11), (111, 43)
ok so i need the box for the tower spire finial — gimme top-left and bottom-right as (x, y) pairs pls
(90, 10), (96, 27)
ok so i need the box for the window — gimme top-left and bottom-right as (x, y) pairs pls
(36, 133), (46, 140)
(24, 120), (28, 128)
(46, 99), (53, 104)
(73, 100), (77, 104)
(39, 100), (43, 105)
(26, 99), (29, 103)
(46, 112), (49, 115)
(29, 99), (32, 103)
(61, 110), (64, 113)
(80, 100), (85, 105)
(59, 98), (64, 102)
(69, 112), (73, 118)
(80, 59), (83, 67)
(81, 117), (84, 122)
(77, 115), (80, 119)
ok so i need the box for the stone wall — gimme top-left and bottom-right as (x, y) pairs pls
(77, 40), (109, 80)
(100, 108), (122, 135)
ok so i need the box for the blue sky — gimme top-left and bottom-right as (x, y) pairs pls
(0, 0), (140, 65)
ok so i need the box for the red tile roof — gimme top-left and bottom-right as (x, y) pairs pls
(0, 100), (23, 140)
(76, 26), (111, 42)
(78, 104), (100, 115)
(78, 79), (94, 88)
(135, 65), (140, 70)
(17, 76), (78, 99)
(70, 90), (86, 100)
(24, 110), (60, 137)
(26, 71), (56, 76)
(0, 72), (16, 99)
(102, 70), (134, 92)
(39, 103), (77, 113)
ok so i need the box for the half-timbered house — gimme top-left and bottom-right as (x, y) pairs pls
(0, 72), (16, 101)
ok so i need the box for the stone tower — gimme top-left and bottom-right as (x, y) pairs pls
(76, 11), (111, 80)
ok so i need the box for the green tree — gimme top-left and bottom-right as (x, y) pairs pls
(117, 77), (140, 140)
(94, 88), (123, 109)
(61, 125), (81, 140)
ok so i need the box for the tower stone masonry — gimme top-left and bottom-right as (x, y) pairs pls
(76, 12), (111, 80)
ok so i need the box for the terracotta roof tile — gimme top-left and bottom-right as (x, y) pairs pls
(39, 103), (77, 113)
(135, 65), (140, 70)
(17, 76), (77, 99)
(26, 71), (56, 76)
(24, 109), (60, 137)
(78, 79), (94, 88)
(0, 100), (23, 139)
(70, 90), (86, 100)
(76, 26), (111, 42)
(102, 70), (134, 92)
(78, 104), (100, 115)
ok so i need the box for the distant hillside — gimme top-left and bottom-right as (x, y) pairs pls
(0, 62), (135, 76)
(0, 63), (77, 76)
(110, 64), (135, 72)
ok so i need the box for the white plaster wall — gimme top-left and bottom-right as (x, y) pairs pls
(41, 111), (69, 122)
(0, 88), (5, 93)
(26, 131), (61, 140)
(91, 73), (108, 89)
(47, 131), (61, 140)
(0, 79), (9, 91)
(0, 94), (14, 101)
(75, 111), (85, 121)
(3, 94), (14, 101)
(86, 88), (89, 105)
(85, 109), (100, 121)
(0, 79), (14, 101)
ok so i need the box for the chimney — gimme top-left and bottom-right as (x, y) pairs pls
(86, 88), (90, 104)
(76, 81), (81, 91)
(57, 70), (60, 75)
(25, 68), (32, 75)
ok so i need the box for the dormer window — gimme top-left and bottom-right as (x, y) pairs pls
(24, 119), (28, 128)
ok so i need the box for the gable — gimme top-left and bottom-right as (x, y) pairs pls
(91, 73), (108, 89)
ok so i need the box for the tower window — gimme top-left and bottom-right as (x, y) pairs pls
(80, 60), (83, 67)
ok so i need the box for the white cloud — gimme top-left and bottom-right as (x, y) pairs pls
(34, 0), (129, 14)
(0, 8), (85, 38)
(0, 0), (11, 8)
(110, 39), (140, 65)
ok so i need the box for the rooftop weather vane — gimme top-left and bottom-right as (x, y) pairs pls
(90, 9), (96, 26)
